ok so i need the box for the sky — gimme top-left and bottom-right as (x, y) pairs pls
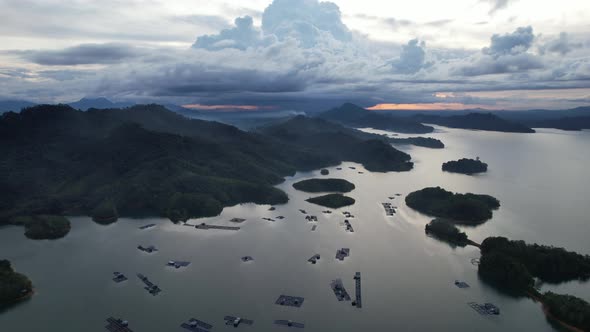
(0, 0), (589, 111)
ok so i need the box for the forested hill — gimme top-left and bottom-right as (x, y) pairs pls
(412, 113), (536, 133)
(318, 103), (435, 134)
(0, 105), (413, 225)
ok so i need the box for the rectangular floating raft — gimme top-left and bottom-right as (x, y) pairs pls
(180, 318), (213, 332)
(330, 279), (351, 301)
(195, 223), (240, 231)
(354, 272), (362, 308)
(336, 248), (350, 261)
(224, 316), (254, 326)
(275, 295), (305, 308)
(468, 302), (500, 315)
(307, 254), (320, 264)
(167, 261), (191, 268)
(137, 273), (161, 296)
(311, 225), (317, 231)
(138, 224), (156, 230)
(105, 317), (134, 332)
(454, 280), (470, 289)
(274, 320), (305, 328)
(112, 272), (128, 283)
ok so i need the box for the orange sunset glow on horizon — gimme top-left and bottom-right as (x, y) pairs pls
(366, 103), (500, 111)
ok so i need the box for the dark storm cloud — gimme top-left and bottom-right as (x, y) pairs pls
(22, 43), (146, 66)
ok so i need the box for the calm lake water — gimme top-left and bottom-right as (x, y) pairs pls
(1, 126), (589, 332)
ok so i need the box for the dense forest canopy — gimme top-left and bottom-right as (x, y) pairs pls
(424, 219), (469, 247)
(306, 194), (355, 209)
(442, 158), (488, 174)
(293, 179), (355, 193)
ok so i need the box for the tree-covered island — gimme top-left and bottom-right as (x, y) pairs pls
(306, 194), (355, 209)
(293, 179), (355, 193)
(442, 158), (488, 174)
(405, 187), (500, 225)
(0, 260), (33, 307)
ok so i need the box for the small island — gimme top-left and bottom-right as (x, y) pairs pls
(10, 215), (71, 240)
(0, 259), (33, 307)
(425, 219), (469, 247)
(405, 187), (500, 225)
(293, 178), (355, 193)
(442, 158), (488, 175)
(306, 194), (355, 209)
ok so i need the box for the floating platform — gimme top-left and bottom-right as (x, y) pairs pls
(105, 317), (134, 332)
(274, 320), (305, 328)
(330, 279), (351, 301)
(167, 260), (190, 269)
(353, 272), (362, 308)
(138, 224), (156, 230)
(299, 209), (307, 214)
(224, 316), (254, 327)
(349, 167), (356, 169)
(342, 211), (354, 218)
(311, 225), (317, 231)
(336, 248), (350, 261)
(269, 207), (276, 211)
(275, 295), (304, 308)
(468, 302), (500, 315)
(230, 218), (246, 223)
(343, 220), (354, 232)
(241, 256), (254, 262)
(308, 254), (320, 264)
(454, 280), (470, 288)
(137, 245), (158, 253)
(322, 210), (332, 214)
(305, 215), (318, 222)
(112, 272), (128, 283)
(180, 318), (213, 332)
(381, 203), (396, 216)
(137, 273), (161, 296)
(195, 223), (240, 231)
(262, 217), (275, 222)
(276, 216), (285, 220)
(336, 167), (342, 170)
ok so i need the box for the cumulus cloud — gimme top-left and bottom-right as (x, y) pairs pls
(192, 16), (273, 50)
(455, 26), (543, 76)
(484, 26), (535, 57)
(21, 43), (145, 66)
(193, 0), (352, 50)
(390, 39), (432, 74)
(262, 0), (352, 46)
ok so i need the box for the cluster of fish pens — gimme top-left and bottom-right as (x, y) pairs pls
(106, 199), (369, 331)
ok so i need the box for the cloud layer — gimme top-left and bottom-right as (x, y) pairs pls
(0, 0), (589, 111)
